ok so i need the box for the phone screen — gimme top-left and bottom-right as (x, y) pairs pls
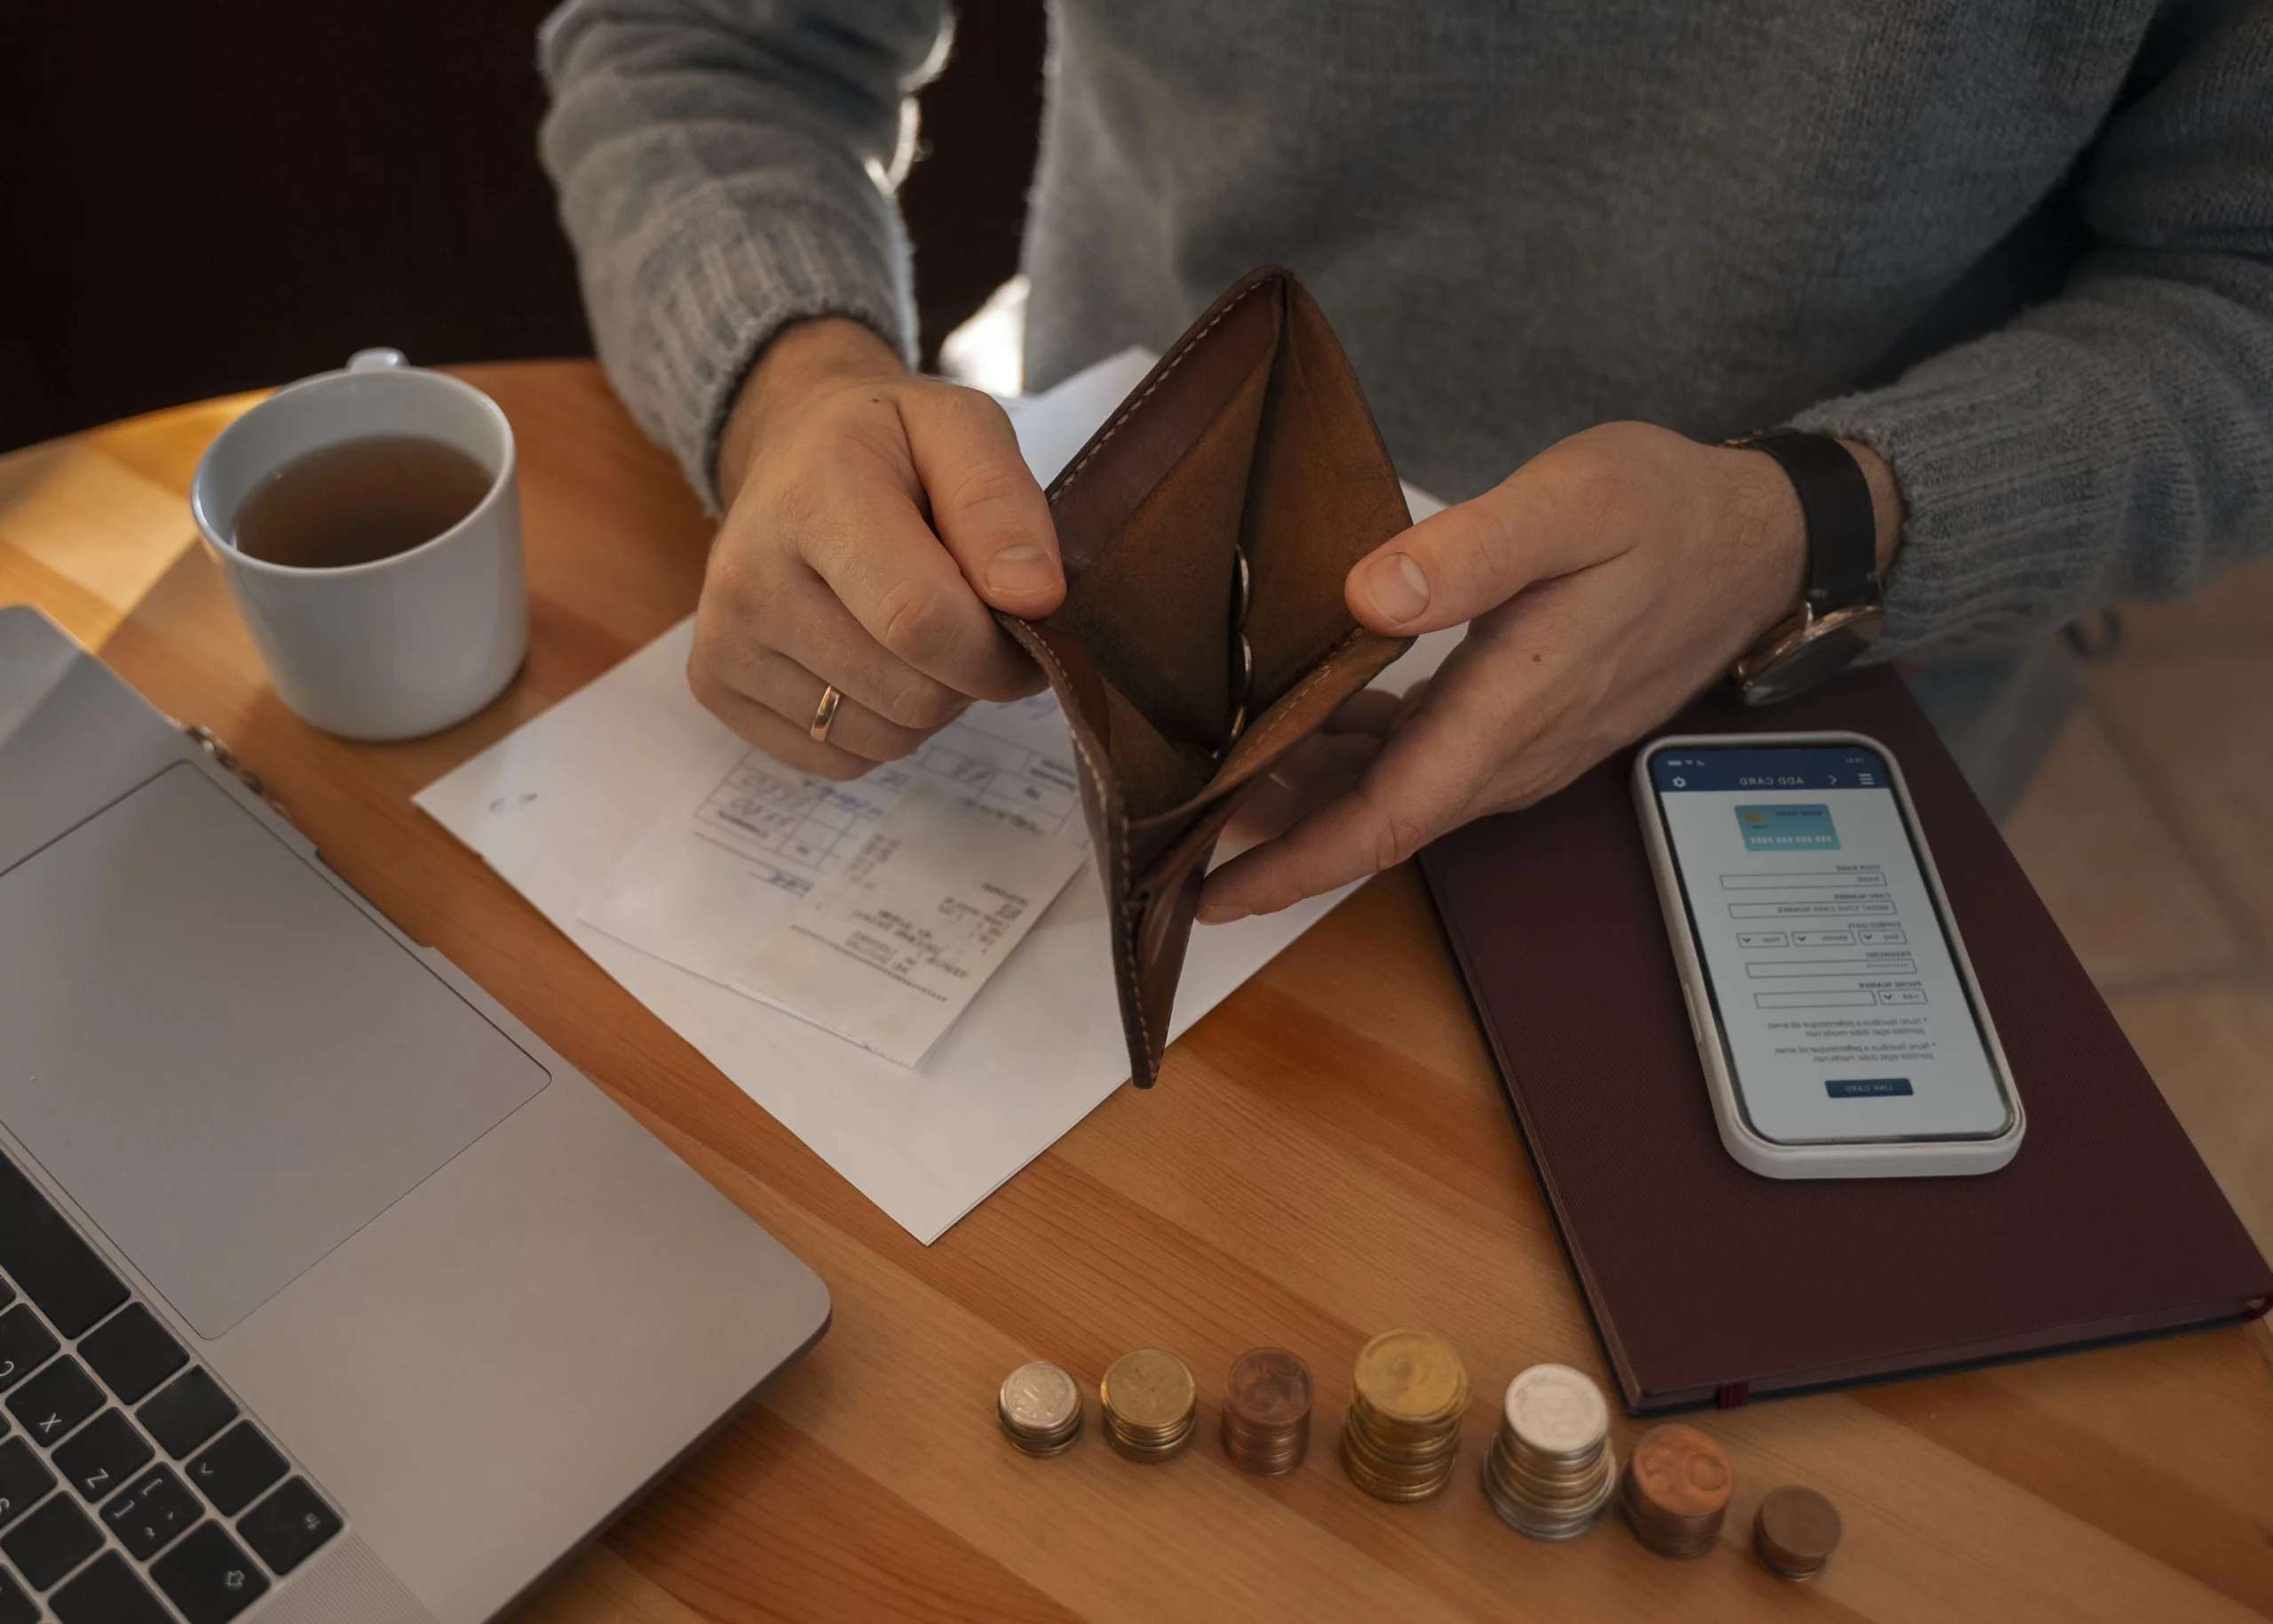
(1646, 741), (2014, 1144)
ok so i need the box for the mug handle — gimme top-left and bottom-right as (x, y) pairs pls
(348, 348), (408, 372)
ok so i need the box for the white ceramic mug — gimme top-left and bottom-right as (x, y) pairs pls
(190, 350), (527, 741)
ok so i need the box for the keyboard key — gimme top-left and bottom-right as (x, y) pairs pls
(0, 1156), (128, 1339)
(0, 1307), (58, 1396)
(0, 1567), (33, 1624)
(102, 1464), (201, 1560)
(77, 1305), (186, 1406)
(239, 1477), (342, 1574)
(4, 1357), (101, 1449)
(53, 1409), (153, 1502)
(51, 1550), (171, 1624)
(187, 1422), (287, 1517)
(0, 1437), (55, 1530)
(152, 1522), (271, 1624)
(139, 1368), (237, 1460)
(0, 1491), (100, 1590)
(0, 1279), (12, 1312)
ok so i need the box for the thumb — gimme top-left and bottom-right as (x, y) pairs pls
(905, 386), (1065, 619)
(1344, 474), (1601, 636)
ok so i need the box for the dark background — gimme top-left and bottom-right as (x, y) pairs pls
(0, 1), (1046, 453)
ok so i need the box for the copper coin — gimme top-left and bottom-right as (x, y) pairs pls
(1628, 1424), (1733, 1518)
(1225, 1347), (1313, 1430)
(1756, 1484), (1841, 1565)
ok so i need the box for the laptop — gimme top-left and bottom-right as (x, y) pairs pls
(0, 606), (830, 1623)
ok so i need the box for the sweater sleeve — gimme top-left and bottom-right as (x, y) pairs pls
(538, 0), (948, 507)
(1791, 1), (2273, 661)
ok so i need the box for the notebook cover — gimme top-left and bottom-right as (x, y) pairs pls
(1418, 666), (2273, 1413)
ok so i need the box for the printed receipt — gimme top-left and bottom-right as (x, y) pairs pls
(734, 786), (1088, 1067)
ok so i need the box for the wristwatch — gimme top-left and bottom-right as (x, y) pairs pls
(1723, 428), (1885, 706)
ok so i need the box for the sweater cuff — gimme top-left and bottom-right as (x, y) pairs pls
(597, 186), (915, 511)
(1789, 329), (2162, 661)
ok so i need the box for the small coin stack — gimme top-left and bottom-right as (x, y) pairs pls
(1340, 1329), (1469, 1502)
(1754, 1485), (1842, 1580)
(1221, 1347), (1313, 1475)
(1100, 1348), (1198, 1462)
(1621, 1423), (1734, 1558)
(1480, 1364), (1620, 1539)
(997, 1360), (1083, 1456)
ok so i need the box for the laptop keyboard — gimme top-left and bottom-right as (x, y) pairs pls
(0, 1152), (341, 1621)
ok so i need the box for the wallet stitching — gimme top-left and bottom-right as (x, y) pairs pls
(1019, 629), (1155, 1070)
(1053, 281), (1271, 502)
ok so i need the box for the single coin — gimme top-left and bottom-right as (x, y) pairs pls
(1224, 1347), (1312, 1430)
(1102, 1348), (1197, 1432)
(999, 1361), (1081, 1435)
(1756, 1484), (1842, 1569)
(1628, 1423), (1733, 1517)
(1351, 1329), (1468, 1423)
(1503, 1364), (1608, 1457)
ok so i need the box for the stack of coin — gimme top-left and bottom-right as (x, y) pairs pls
(1100, 1348), (1198, 1462)
(1340, 1329), (1469, 1502)
(1754, 1485), (1841, 1580)
(1479, 1364), (1620, 1539)
(997, 1360), (1083, 1456)
(1221, 1347), (1313, 1475)
(1620, 1423), (1734, 1558)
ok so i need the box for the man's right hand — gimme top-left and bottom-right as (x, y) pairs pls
(691, 317), (1064, 779)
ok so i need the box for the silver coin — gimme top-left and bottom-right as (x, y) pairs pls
(1000, 1360), (1081, 1434)
(1504, 1364), (1608, 1457)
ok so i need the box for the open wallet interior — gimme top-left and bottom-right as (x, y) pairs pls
(1002, 265), (1415, 1088)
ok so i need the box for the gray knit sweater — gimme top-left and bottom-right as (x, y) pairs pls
(538, 0), (2273, 663)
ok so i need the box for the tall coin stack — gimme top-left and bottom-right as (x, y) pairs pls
(1221, 1347), (1313, 1475)
(1339, 1329), (1469, 1502)
(997, 1360), (1083, 1456)
(1100, 1348), (1198, 1462)
(1620, 1423), (1734, 1558)
(1754, 1485), (1842, 1580)
(1480, 1364), (1620, 1539)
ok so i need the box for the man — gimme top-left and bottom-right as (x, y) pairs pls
(538, 0), (2271, 925)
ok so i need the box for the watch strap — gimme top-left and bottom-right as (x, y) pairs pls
(1729, 429), (1876, 610)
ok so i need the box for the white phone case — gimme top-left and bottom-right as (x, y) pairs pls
(1631, 730), (2024, 1178)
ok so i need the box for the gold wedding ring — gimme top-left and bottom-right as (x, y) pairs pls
(809, 683), (843, 745)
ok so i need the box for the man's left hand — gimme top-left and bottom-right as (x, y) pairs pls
(1197, 420), (1898, 923)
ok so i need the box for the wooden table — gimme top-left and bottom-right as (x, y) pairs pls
(5, 364), (2271, 1624)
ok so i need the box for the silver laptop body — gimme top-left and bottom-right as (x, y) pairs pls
(0, 606), (829, 1623)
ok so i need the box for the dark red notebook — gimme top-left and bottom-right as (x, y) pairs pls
(1418, 666), (2272, 1413)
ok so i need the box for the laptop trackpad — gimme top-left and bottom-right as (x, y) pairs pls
(0, 764), (549, 1339)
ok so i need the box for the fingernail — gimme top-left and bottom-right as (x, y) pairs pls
(1363, 552), (1430, 623)
(1196, 900), (1250, 925)
(986, 543), (1057, 598)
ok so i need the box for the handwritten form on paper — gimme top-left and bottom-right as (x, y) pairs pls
(415, 348), (1460, 1242)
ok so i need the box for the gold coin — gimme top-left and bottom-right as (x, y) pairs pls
(1351, 1329), (1467, 1424)
(1102, 1348), (1196, 1433)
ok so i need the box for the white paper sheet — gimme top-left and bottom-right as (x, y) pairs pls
(415, 352), (1459, 1242)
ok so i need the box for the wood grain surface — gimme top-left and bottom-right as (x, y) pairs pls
(4, 363), (2270, 1624)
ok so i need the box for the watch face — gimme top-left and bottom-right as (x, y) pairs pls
(1738, 614), (1884, 706)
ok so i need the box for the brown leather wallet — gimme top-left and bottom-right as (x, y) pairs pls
(1001, 266), (1414, 1089)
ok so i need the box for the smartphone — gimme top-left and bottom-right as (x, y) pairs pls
(1632, 732), (2024, 1178)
